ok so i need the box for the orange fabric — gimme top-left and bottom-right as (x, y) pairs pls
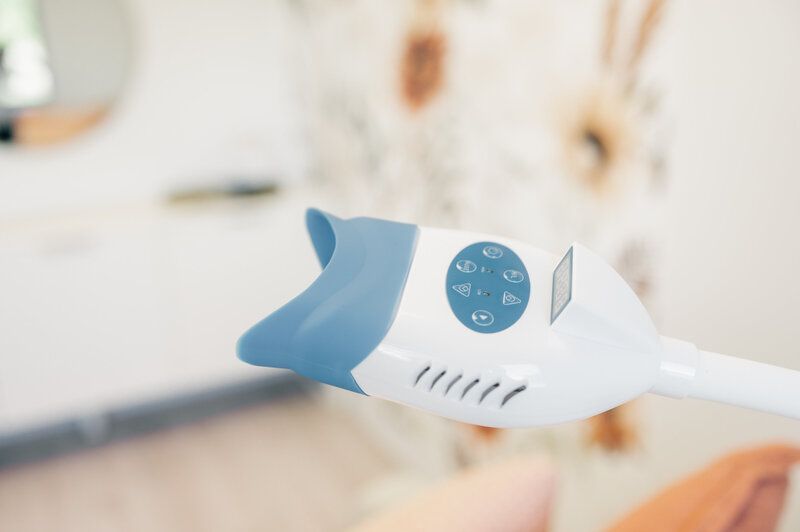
(608, 444), (800, 532)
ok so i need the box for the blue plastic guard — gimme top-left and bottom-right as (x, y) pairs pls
(236, 208), (419, 393)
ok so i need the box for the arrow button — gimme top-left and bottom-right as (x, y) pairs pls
(471, 310), (495, 327)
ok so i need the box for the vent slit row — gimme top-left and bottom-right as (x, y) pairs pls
(414, 366), (431, 386)
(430, 370), (447, 390)
(445, 374), (462, 395)
(461, 378), (480, 399)
(501, 385), (527, 407)
(479, 382), (500, 404)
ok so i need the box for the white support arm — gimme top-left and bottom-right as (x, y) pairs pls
(653, 337), (800, 419)
(689, 350), (800, 419)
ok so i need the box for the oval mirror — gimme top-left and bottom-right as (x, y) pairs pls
(0, 0), (132, 147)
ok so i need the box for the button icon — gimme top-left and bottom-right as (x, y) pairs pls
(503, 269), (524, 283)
(452, 282), (471, 297)
(482, 246), (503, 259)
(456, 259), (477, 273)
(502, 291), (522, 306)
(471, 310), (494, 327)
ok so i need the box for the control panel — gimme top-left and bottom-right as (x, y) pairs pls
(445, 242), (531, 333)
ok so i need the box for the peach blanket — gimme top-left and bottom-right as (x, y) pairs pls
(609, 444), (800, 532)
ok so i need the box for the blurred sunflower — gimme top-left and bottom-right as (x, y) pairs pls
(558, 76), (638, 197)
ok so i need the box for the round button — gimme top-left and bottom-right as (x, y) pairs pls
(456, 259), (477, 273)
(503, 269), (524, 283)
(482, 246), (503, 259)
(471, 309), (495, 327)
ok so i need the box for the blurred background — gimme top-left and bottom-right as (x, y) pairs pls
(1, 0), (799, 530)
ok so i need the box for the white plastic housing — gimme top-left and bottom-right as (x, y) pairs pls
(351, 228), (665, 428)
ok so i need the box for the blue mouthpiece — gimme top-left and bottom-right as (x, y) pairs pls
(236, 208), (419, 393)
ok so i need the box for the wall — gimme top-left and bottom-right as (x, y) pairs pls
(554, 1), (800, 530)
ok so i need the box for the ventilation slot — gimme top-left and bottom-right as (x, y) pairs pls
(461, 378), (480, 399)
(429, 370), (447, 390)
(444, 374), (462, 395)
(411, 364), (527, 409)
(414, 365), (431, 386)
(479, 382), (500, 404)
(501, 385), (527, 407)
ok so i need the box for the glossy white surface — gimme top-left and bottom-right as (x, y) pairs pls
(353, 228), (663, 427)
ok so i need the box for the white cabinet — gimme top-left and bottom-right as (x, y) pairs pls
(0, 194), (320, 435)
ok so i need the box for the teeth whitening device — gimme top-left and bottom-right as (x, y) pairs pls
(237, 209), (800, 427)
